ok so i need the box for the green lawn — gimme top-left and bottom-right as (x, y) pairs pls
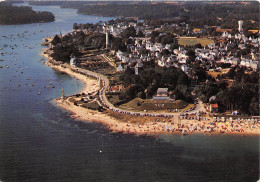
(81, 101), (101, 110)
(119, 98), (189, 111)
(107, 95), (124, 105)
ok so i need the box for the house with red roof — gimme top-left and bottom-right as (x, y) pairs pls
(210, 104), (218, 113)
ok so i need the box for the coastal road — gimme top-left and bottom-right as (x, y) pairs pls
(71, 66), (206, 118)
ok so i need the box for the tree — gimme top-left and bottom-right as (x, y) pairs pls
(161, 49), (170, 56)
(160, 34), (175, 45)
(249, 97), (259, 115)
(73, 23), (79, 30)
(194, 43), (202, 48)
(121, 65), (191, 102)
(51, 35), (61, 46)
(137, 30), (144, 37)
(150, 31), (160, 43)
(111, 37), (126, 52)
(121, 26), (136, 39)
(186, 50), (195, 62)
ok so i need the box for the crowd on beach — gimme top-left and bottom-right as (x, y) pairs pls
(107, 116), (260, 135)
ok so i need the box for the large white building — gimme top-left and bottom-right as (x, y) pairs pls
(153, 88), (169, 100)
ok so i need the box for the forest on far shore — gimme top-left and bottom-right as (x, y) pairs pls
(0, 2), (55, 25)
(77, 2), (259, 29)
(28, 1), (259, 29)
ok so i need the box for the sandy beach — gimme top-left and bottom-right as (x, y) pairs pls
(55, 97), (260, 136)
(42, 47), (260, 136)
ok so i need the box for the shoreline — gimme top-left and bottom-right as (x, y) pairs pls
(55, 98), (260, 136)
(41, 47), (260, 136)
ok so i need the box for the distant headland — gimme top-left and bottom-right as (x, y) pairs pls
(0, 2), (55, 25)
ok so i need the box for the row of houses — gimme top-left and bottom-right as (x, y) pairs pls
(217, 56), (258, 69)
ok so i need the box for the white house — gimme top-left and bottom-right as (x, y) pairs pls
(250, 61), (258, 70)
(155, 43), (163, 52)
(117, 63), (128, 72)
(117, 64), (124, 72)
(181, 65), (189, 73)
(240, 60), (246, 66)
(222, 31), (229, 38)
(146, 42), (156, 52)
(116, 50), (126, 60)
(231, 58), (240, 65)
(121, 56), (130, 63)
(173, 49), (180, 55)
(158, 59), (165, 67)
(178, 58), (187, 64)
(155, 52), (161, 58)
(165, 44), (171, 50)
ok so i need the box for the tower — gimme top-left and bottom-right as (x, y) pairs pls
(238, 20), (243, 32)
(106, 30), (109, 49)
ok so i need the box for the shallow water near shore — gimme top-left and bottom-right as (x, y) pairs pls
(0, 3), (259, 182)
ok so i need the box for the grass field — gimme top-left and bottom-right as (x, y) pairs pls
(68, 97), (101, 110)
(177, 37), (215, 47)
(81, 101), (101, 110)
(107, 95), (126, 105)
(119, 98), (189, 111)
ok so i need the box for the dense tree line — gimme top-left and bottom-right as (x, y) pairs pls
(195, 67), (259, 115)
(120, 64), (192, 102)
(50, 30), (107, 62)
(50, 34), (81, 63)
(77, 2), (259, 29)
(29, 1), (146, 8)
(216, 83), (258, 115)
(0, 2), (55, 25)
(77, 4), (182, 19)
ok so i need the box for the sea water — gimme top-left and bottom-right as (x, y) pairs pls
(0, 3), (258, 182)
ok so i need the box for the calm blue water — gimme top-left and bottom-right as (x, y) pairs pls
(0, 4), (259, 182)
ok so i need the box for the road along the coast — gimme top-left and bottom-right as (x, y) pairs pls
(71, 65), (207, 119)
